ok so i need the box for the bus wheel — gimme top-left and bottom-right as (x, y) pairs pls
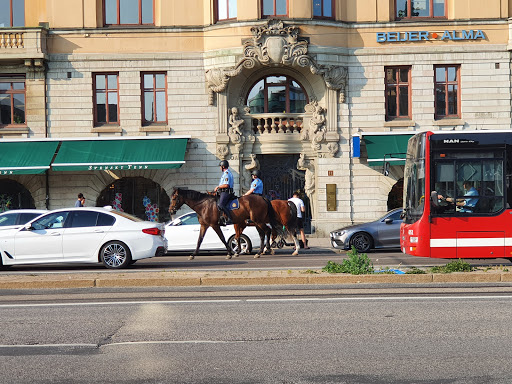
(350, 232), (373, 253)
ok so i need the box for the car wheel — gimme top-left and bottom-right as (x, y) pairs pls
(350, 232), (373, 253)
(228, 234), (252, 254)
(100, 241), (132, 269)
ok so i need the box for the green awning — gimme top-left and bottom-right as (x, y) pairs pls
(0, 141), (59, 175)
(363, 134), (413, 167)
(52, 137), (188, 171)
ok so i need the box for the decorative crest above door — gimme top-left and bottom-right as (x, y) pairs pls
(205, 20), (347, 105)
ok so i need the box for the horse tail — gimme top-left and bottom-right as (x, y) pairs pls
(265, 199), (285, 238)
(287, 201), (298, 230)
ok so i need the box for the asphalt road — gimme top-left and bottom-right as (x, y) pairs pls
(1, 248), (511, 274)
(1, 287), (512, 383)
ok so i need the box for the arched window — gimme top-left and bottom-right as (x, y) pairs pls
(246, 76), (308, 114)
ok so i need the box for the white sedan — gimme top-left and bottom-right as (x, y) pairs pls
(0, 207), (167, 269)
(165, 212), (262, 254)
(0, 209), (47, 231)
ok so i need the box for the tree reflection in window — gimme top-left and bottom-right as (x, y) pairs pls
(246, 76), (308, 114)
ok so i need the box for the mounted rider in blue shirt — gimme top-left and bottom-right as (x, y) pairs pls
(244, 170), (263, 196)
(214, 160), (234, 225)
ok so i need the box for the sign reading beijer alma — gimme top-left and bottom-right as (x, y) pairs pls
(377, 30), (485, 43)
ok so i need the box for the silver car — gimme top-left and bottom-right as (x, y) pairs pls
(330, 208), (403, 253)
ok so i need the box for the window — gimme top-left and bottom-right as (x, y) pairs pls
(262, 0), (288, 18)
(216, 0), (237, 21)
(32, 212), (70, 230)
(104, 0), (153, 25)
(142, 72), (167, 125)
(435, 65), (459, 119)
(93, 73), (119, 125)
(69, 211), (99, 228)
(396, 0), (445, 19)
(0, 213), (16, 226)
(432, 151), (505, 215)
(0, 76), (25, 126)
(313, 0), (333, 19)
(385, 66), (411, 120)
(247, 76), (308, 114)
(0, 0), (24, 27)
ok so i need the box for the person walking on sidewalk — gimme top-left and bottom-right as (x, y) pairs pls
(288, 192), (309, 249)
(75, 193), (85, 207)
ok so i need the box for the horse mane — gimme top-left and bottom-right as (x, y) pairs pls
(175, 188), (214, 202)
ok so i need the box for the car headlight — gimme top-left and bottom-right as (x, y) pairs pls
(332, 230), (346, 237)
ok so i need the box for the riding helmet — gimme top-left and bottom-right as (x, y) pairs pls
(219, 160), (229, 168)
(251, 170), (262, 178)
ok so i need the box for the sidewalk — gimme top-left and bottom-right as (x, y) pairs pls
(1, 237), (511, 290)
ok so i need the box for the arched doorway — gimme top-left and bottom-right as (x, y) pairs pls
(0, 179), (35, 212)
(96, 177), (171, 222)
(387, 178), (404, 211)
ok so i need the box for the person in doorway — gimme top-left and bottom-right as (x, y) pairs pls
(244, 170), (263, 196)
(75, 193), (85, 207)
(288, 192), (309, 249)
(214, 160), (234, 225)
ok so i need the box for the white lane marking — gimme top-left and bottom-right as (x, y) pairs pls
(1, 295), (512, 308)
(0, 341), (244, 349)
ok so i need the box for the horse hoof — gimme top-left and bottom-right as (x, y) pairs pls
(226, 254), (232, 259)
(270, 249), (275, 255)
(292, 250), (299, 256)
(233, 253), (239, 258)
(254, 254), (260, 258)
(188, 255), (195, 260)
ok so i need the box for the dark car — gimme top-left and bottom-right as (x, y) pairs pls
(329, 208), (403, 253)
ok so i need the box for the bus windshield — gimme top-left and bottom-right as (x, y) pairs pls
(403, 133), (427, 224)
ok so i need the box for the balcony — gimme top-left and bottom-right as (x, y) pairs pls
(250, 113), (304, 134)
(0, 28), (47, 62)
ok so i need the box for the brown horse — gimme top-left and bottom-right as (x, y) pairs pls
(269, 200), (301, 256)
(168, 188), (282, 259)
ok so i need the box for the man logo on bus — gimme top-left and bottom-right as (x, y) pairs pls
(444, 139), (460, 143)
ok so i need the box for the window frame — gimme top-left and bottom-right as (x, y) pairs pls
(395, 0), (446, 20)
(0, 75), (26, 127)
(215, 0), (237, 22)
(103, 0), (154, 26)
(93, 73), (120, 127)
(313, 0), (334, 20)
(0, 0), (25, 27)
(384, 66), (411, 121)
(434, 65), (460, 120)
(246, 75), (309, 114)
(141, 72), (168, 126)
(261, 0), (289, 18)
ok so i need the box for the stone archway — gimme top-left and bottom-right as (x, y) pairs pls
(387, 178), (404, 211)
(96, 177), (171, 222)
(0, 179), (36, 212)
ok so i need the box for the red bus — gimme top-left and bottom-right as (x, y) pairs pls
(400, 130), (512, 262)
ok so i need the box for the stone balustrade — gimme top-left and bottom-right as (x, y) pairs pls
(250, 114), (304, 134)
(0, 32), (24, 49)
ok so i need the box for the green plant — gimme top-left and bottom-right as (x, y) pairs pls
(301, 269), (319, 274)
(405, 267), (427, 274)
(322, 246), (374, 275)
(430, 259), (474, 273)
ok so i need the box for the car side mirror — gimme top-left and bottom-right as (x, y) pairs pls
(173, 219), (182, 226)
(385, 218), (393, 224)
(23, 224), (34, 231)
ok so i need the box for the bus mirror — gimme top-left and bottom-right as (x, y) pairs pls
(431, 191), (439, 207)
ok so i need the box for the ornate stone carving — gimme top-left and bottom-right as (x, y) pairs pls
(327, 142), (339, 157)
(297, 153), (316, 218)
(302, 100), (326, 151)
(241, 154), (260, 192)
(205, 19), (348, 105)
(228, 107), (246, 153)
(216, 144), (229, 160)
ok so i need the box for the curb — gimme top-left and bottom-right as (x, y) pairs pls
(1, 271), (512, 289)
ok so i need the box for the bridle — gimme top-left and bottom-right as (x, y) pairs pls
(169, 191), (183, 214)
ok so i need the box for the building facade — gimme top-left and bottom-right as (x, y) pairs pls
(1, 0), (511, 235)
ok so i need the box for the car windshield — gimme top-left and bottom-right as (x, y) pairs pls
(109, 210), (144, 222)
